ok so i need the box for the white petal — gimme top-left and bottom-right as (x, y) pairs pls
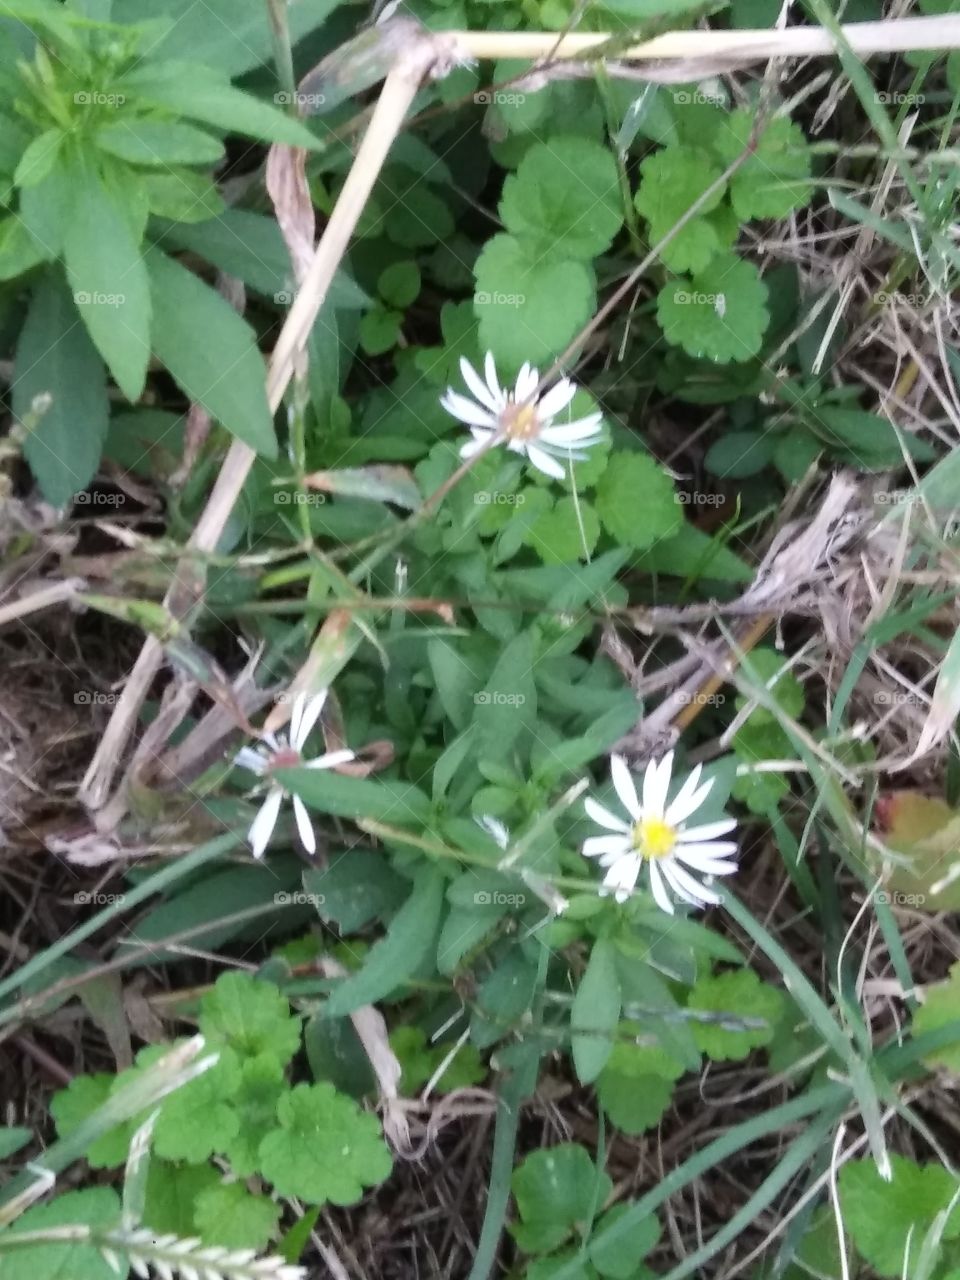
(584, 796), (630, 832)
(288, 692), (306, 745)
(304, 748), (356, 769)
(676, 848), (738, 875)
(234, 747), (268, 774)
(647, 859), (675, 914)
(676, 818), (738, 843)
(292, 689), (328, 750)
(664, 858), (722, 907)
(292, 793), (316, 854)
(582, 834), (633, 859)
(514, 363), (538, 402)
(642, 752), (673, 819)
(609, 754), (641, 819)
(664, 763), (703, 823)
(666, 776), (715, 826)
(602, 853), (641, 902)
(442, 389), (499, 428)
(526, 444), (566, 480)
(248, 787), (283, 859)
(460, 435), (492, 459)
(673, 840), (738, 862)
(539, 416), (604, 446)
(483, 350), (502, 402)
(461, 356), (503, 414)
(536, 377), (577, 420)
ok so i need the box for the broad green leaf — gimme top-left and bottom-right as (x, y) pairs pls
(634, 521), (753, 583)
(141, 169), (224, 222)
(712, 111), (813, 220)
(198, 971), (301, 1066)
(688, 969), (784, 1061)
(143, 1161), (220, 1235)
(597, 1064), (675, 1134)
(194, 1181), (281, 1250)
(322, 867), (445, 1018)
(595, 451), (681, 549)
(146, 247), (276, 457)
(120, 63), (322, 148)
(13, 127), (63, 187)
(473, 628), (537, 757)
(500, 136), (623, 262)
(258, 1082), (392, 1205)
(634, 145), (727, 274)
(913, 961), (960, 1069)
(13, 271), (109, 505)
(152, 1053), (242, 1163)
(0, 1188), (121, 1280)
(527, 496), (600, 564)
(303, 849), (408, 932)
(808, 406), (935, 469)
(50, 1074), (131, 1169)
(95, 118), (224, 167)
(511, 1143), (613, 1253)
(589, 1205), (660, 1279)
(474, 234), (594, 367)
(63, 162), (151, 401)
(657, 254), (770, 363)
(378, 261), (420, 308)
(279, 768), (431, 826)
(219, 1053), (286, 1177)
(838, 1155), (960, 1277)
(0, 215), (49, 279)
(571, 937), (621, 1084)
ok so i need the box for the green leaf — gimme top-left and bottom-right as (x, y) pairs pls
(50, 1074), (131, 1169)
(596, 1066), (674, 1135)
(359, 306), (401, 355)
(194, 1181), (281, 1250)
(152, 1053), (242, 1163)
(571, 937), (621, 1084)
(219, 1053), (286, 1177)
(838, 1155), (960, 1277)
(0, 215), (49, 279)
(199, 971), (301, 1066)
(527, 496), (600, 564)
(120, 62), (321, 148)
(146, 247), (276, 457)
(0, 1126), (30, 1159)
(303, 850), (408, 932)
(914, 960), (960, 1070)
(595, 451), (681, 549)
(500, 136), (623, 262)
(634, 521), (753, 583)
(63, 161), (151, 401)
(279, 768), (431, 827)
(141, 169), (224, 222)
(13, 271), (109, 505)
(143, 1161), (221, 1235)
(657, 255), (770, 363)
(474, 234), (594, 367)
(473, 629), (537, 757)
(704, 429), (776, 478)
(735, 647), (806, 723)
(589, 1205), (660, 1279)
(95, 118), (224, 167)
(712, 110), (813, 220)
(688, 969), (784, 1061)
(378, 261), (420, 308)
(322, 867), (445, 1018)
(808, 406), (936, 469)
(634, 145), (727, 274)
(511, 1143), (613, 1253)
(0, 1188), (121, 1280)
(13, 127), (63, 187)
(258, 1082), (392, 1205)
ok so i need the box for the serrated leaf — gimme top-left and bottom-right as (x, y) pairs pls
(219, 1053), (286, 1176)
(634, 145), (726, 274)
(511, 1144), (613, 1253)
(194, 1180), (281, 1250)
(322, 867), (445, 1018)
(838, 1155), (960, 1277)
(712, 110), (813, 221)
(198, 971), (301, 1066)
(50, 1073), (132, 1169)
(63, 161), (151, 401)
(688, 969), (784, 1060)
(143, 1160), (221, 1235)
(258, 1082), (392, 1205)
(657, 254), (770, 363)
(13, 271), (109, 505)
(474, 234), (594, 367)
(500, 136), (623, 261)
(595, 451), (681, 549)
(571, 937), (621, 1083)
(0, 1188), (121, 1280)
(526, 495), (600, 564)
(152, 1053), (242, 1163)
(146, 247), (276, 457)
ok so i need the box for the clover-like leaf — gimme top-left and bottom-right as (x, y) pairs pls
(258, 1082), (392, 1205)
(657, 254), (769, 362)
(688, 969), (784, 1061)
(595, 451), (681, 550)
(199, 970), (301, 1067)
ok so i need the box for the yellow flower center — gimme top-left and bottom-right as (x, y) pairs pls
(502, 401), (541, 441)
(633, 817), (677, 860)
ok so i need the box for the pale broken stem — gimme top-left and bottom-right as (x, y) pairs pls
(453, 14), (960, 62)
(0, 577), (86, 629)
(80, 59), (430, 815)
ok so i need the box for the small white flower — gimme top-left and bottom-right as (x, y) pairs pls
(441, 352), (603, 481)
(235, 690), (354, 859)
(582, 753), (738, 912)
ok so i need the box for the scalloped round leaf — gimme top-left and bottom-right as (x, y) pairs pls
(199, 971), (302, 1066)
(3, 1188), (121, 1280)
(474, 234), (595, 367)
(634, 145), (726, 274)
(500, 135), (623, 262)
(838, 1155), (960, 1277)
(687, 969), (784, 1061)
(712, 111), (813, 221)
(595, 451), (681, 549)
(194, 1180), (281, 1250)
(657, 255), (770, 363)
(526, 495), (600, 564)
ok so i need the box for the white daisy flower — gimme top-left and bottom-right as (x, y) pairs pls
(235, 690), (355, 859)
(441, 352), (603, 481)
(581, 753), (738, 913)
